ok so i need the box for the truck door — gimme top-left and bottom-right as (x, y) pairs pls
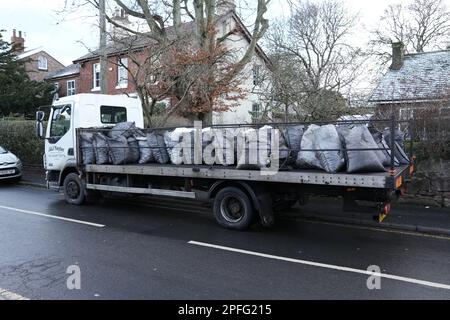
(45, 104), (74, 172)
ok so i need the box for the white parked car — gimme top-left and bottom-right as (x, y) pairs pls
(0, 146), (22, 181)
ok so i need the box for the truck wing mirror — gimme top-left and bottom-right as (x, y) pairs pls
(36, 121), (44, 139)
(36, 111), (45, 122)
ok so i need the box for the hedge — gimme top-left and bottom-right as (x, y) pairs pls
(0, 120), (44, 165)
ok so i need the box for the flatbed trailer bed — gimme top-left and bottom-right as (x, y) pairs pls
(84, 163), (411, 189)
(79, 162), (413, 228)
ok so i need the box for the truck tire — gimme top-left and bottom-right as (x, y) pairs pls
(213, 187), (255, 230)
(63, 173), (86, 205)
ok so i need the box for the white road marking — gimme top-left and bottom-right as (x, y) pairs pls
(0, 288), (30, 300)
(189, 240), (450, 290)
(0, 205), (105, 228)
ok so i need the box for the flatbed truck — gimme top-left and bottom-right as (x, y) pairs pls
(36, 94), (414, 230)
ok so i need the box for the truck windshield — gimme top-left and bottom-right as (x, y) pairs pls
(49, 104), (71, 142)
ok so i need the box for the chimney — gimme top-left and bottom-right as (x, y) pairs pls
(113, 7), (128, 21)
(217, 0), (236, 15)
(110, 7), (132, 41)
(390, 42), (404, 70)
(11, 29), (25, 54)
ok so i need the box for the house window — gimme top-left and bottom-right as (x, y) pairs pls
(399, 108), (413, 120)
(251, 102), (260, 123)
(117, 58), (128, 87)
(100, 105), (127, 124)
(67, 80), (76, 96)
(440, 107), (450, 119)
(93, 63), (100, 90)
(38, 56), (48, 70)
(253, 65), (261, 86)
(148, 73), (158, 84)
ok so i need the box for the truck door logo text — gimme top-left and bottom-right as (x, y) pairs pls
(49, 146), (65, 153)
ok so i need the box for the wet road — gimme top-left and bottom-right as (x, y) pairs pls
(0, 184), (449, 299)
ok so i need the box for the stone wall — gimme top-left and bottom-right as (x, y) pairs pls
(405, 159), (450, 207)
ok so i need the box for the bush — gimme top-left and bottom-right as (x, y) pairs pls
(0, 120), (44, 165)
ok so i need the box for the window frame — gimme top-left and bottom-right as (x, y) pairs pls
(67, 80), (76, 96)
(148, 73), (158, 84)
(251, 102), (260, 123)
(253, 64), (261, 86)
(37, 56), (48, 71)
(117, 57), (128, 88)
(439, 106), (450, 118)
(49, 104), (72, 143)
(100, 105), (127, 124)
(93, 63), (100, 90)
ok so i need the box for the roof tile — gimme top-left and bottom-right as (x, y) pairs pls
(369, 50), (450, 102)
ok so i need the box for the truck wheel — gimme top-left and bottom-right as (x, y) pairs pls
(63, 173), (86, 205)
(213, 187), (255, 230)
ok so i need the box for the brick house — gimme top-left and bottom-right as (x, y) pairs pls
(369, 42), (450, 121)
(45, 64), (80, 97)
(11, 29), (65, 82)
(46, 4), (271, 124)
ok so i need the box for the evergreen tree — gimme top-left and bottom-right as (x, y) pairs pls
(0, 30), (53, 117)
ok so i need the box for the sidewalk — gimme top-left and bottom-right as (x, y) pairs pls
(19, 166), (450, 236)
(284, 196), (450, 236)
(21, 166), (46, 188)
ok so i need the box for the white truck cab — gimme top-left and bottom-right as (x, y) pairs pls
(36, 93), (143, 190)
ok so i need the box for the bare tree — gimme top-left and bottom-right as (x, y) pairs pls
(370, 0), (450, 62)
(264, 0), (362, 121)
(63, 0), (271, 126)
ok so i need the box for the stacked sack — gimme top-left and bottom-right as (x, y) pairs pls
(283, 125), (304, 165)
(81, 122), (145, 165)
(82, 121), (409, 174)
(294, 123), (409, 174)
(163, 127), (237, 166)
(107, 122), (141, 165)
(337, 125), (387, 173)
(336, 125), (409, 173)
(296, 124), (345, 173)
(137, 131), (170, 164)
(164, 128), (196, 165)
(236, 125), (289, 170)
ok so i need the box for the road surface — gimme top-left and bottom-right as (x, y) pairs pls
(0, 184), (449, 299)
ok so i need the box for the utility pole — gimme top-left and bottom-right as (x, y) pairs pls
(99, 0), (107, 94)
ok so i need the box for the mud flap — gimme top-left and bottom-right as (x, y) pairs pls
(376, 203), (391, 223)
(257, 192), (274, 227)
(343, 194), (391, 223)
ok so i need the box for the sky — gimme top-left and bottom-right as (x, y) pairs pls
(1, 0), (449, 66)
